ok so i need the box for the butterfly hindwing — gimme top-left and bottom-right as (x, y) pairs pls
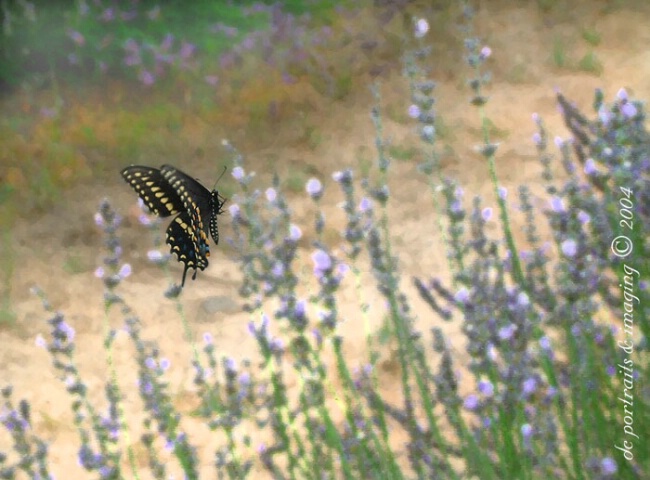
(166, 207), (210, 287)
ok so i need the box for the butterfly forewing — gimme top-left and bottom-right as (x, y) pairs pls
(121, 166), (184, 217)
(161, 165), (212, 217)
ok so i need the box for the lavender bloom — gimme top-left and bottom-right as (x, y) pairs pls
(228, 204), (241, 218)
(600, 457), (617, 475)
(421, 125), (436, 142)
(161, 33), (174, 51)
(478, 380), (494, 397)
(521, 424), (533, 439)
(265, 188), (277, 203)
(179, 41), (196, 59)
(306, 178), (323, 200)
(482, 207), (492, 221)
(414, 18), (429, 38)
(517, 292), (530, 307)
(271, 262), (284, 277)
(147, 249), (165, 263)
(463, 394), (479, 410)
(118, 264), (131, 279)
(521, 378), (537, 397)
(560, 239), (577, 257)
(312, 249), (332, 277)
(139, 70), (155, 86)
(68, 30), (85, 46)
(358, 197), (373, 214)
(550, 196), (565, 212)
(498, 324), (517, 341)
(621, 102), (637, 119)
(288, 224), (302, 241)
(577, 211), (590, 224)
(100, 7), (115, 22)
(539, 336), (552, 350)
(160, 358), (171, 371)
(454, 287), (470, 303)
(480, 46), (492, 59)
(408, 104), (421, 118)
(232, 166), (245, 181)
(584, 158), (598, 175)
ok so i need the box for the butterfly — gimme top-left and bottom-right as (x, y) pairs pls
(121, 164), (227, 286)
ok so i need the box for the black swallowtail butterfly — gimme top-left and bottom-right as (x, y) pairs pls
(121, 164), (227, 286)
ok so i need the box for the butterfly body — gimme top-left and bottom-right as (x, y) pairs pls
(121, 164), (227, 286)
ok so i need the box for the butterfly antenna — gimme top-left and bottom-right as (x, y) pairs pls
(213, 166), (227, 189)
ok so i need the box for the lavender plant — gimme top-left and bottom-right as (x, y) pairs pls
(1, 4), (649, 480)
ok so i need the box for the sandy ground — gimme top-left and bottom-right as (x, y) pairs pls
(2, 2), (649, 477)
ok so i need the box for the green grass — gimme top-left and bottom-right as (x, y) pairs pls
(285, 170), (308, 194)
(578, 51), (603, 74)
(388, 144), (418, 162)
(581, 28), (602, 46)
(552, 36), (568, 68)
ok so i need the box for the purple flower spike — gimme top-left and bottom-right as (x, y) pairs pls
(561, 239), (577, 257)
(232, 166), (245, 181)
(35, 334), (46, 349)
(600, 458), (617, 475)
(289, 224), (302, 241)
(265, 188), (277, 203)
(480, 46), (492, 59)
(584, 158), (598, 175)
(100, 8), (115, 22)
(139, 70), (155, 86)
(359, 197), (373, 213)
(478, 380), (494, 397)
(621, 102), (637, 119)
(522, 377), (537, 396)
(414, 18), (429, 38)
(119, 264), (131, 278)
(463, 394), (479, 410)
(228, 204), (240, 218)
(312, 249), (332, 277)
(550, 196), (565, 212)
(498, 324), (517, 341)
(306, 178), (323, 200)
(68, 30), (85, 46)
(454, 287), (470, 303)
(180, 42), (196, 59)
